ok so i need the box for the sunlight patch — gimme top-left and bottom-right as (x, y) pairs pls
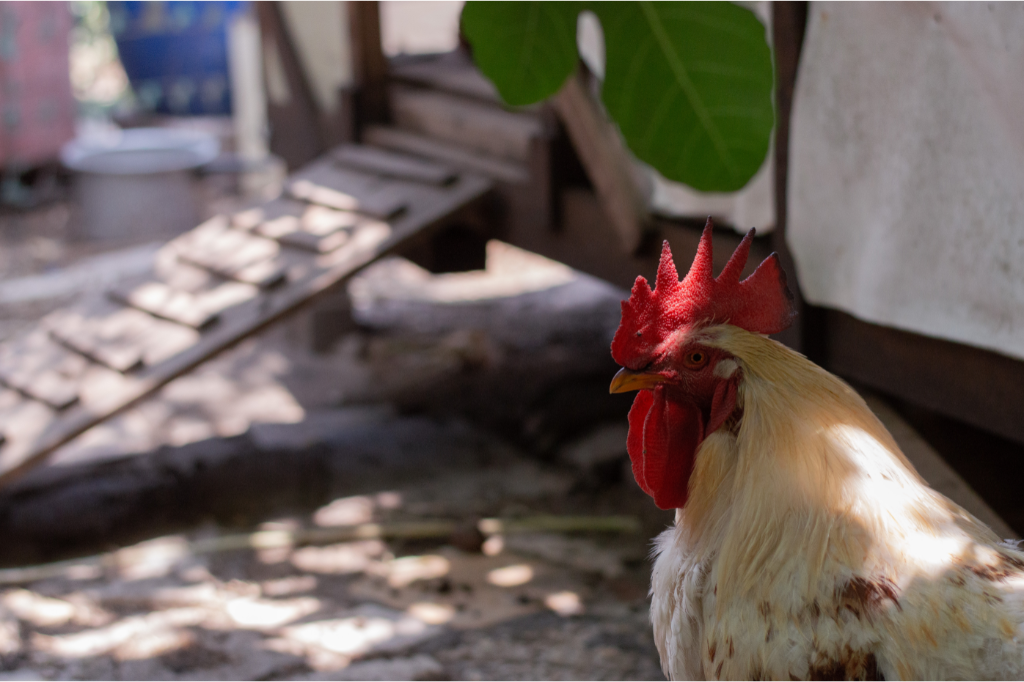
(226, 596), (320, 630)
(487, 564), (533, 587)
(545, 591), (583, 616)
(290, 540), (385, 575)
(384, 555), (451, 588)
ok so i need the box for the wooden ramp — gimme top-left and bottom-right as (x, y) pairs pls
(0, 147), (491, 485)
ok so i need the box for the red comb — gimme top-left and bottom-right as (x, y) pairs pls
(611, 218), (794, 368)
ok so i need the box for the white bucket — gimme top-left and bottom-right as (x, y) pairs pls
(61, 128), (219, 242)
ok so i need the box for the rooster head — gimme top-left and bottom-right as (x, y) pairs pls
(609, 218), (795, 509)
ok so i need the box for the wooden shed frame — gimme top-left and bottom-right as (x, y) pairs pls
(321, 1), (1024, 448)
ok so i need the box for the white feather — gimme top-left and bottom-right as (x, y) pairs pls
(650, 325), (1024, 680)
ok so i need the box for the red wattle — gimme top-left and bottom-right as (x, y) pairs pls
(626, 386), (702, 510)
(627, 390), (655, 497)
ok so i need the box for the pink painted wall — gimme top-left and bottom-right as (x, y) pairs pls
(0, 2), (75, 168)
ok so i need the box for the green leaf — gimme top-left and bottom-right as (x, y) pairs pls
(461, 1), (581, 107)
(594, 2), (774, 192)
(461, 1), (774, 193)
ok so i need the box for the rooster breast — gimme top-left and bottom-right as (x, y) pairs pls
(651, 523), (708, 681)
(653, 519), (1024, 680)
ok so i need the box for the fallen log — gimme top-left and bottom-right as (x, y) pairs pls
(0, 514), (640, 585)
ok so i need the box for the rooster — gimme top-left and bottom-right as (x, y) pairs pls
(609, 219), (1024, 680)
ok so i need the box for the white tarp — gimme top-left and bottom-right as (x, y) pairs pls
(788, 2), (1024, 360)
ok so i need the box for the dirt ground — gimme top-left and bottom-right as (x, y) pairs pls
(0, 179), (672, 680)
(0, 435), (670, 681)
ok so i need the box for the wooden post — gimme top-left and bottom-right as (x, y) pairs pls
(256, 2), (325, 169)
(551, 67), (650, 254)
(348, 1), (390, 132)
(769, 2), (810, 352)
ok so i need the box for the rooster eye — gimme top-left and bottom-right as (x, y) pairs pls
(684, 350), (709, 369)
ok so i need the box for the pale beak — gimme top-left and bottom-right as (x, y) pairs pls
(609, 367), (669, 394)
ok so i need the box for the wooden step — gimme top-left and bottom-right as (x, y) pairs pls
(391, 52), (503, 104)
(0, 149), (493, 486)
(169, 216), (289, 289)
(44, 299), (199, 372)
(0, 388), (53, 457)
(0, 331), (86, 410)
(112, 260), (260, 330)
(333, 144), (457, 186)
(108, 280), (220, 330)
(287, 159), (409, 218)
(389, 85), (547, 164)
(363, 126), (529, 184)
(233, 197), (379, 255)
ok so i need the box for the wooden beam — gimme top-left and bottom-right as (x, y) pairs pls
(390, 85), (545, 164)
(256, 2), (325, 169)
(864, 393), (1016, 539)
(348, 1), (389, 129)
(551, 68), (650, 254)
(506, 187), (771, 294)
(769, 2), (809, 352)
(819, 308), (1024, 446)
(364, 125), (530, 184)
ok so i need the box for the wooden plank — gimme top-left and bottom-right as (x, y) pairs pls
(0, 167), (493, 486)
(44, 300), (200, 371)
(272, 207), (356, 237)
(233, 197), (381, 254)
(151, 250), (223, 294)
(114, 255), (261, 329)
(818, 308), (1024, 446)
(348, 1), (388, 125)
(45, 309), (143, 373)
(333, 144), (457, 185)
(502, 187), (770, 295)
(148, 247), (265, 324)
(551, 70), (649, 253)
(0, 388), (52, 453)
(287, 161), (409, 218)
(770, 1), (811, 353)
(278, 227), (351, 254)
(390, 52), (503, 104)
(363, 125), (530, 184)
(108, 280), (219, 330)
(0, 331), (84, 410)
(255, 2), (324, 168)
(231, 197), (310, 231)
(389, 85), (546, 163)
(237, 198), (357, 238)
(169, 216), (288, 288)
(864, 392), (1016, 539)
(259, 211), (382, 255)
